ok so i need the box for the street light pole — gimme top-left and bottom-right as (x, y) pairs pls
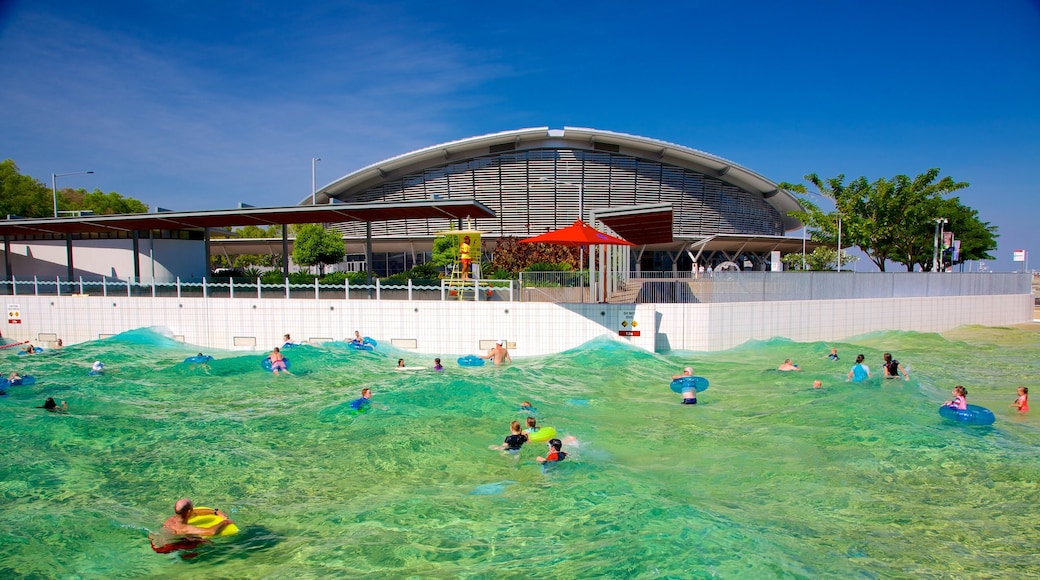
(311, 157), (321, 205)
(836, 215), (843, 273)
(51, 171), (94, 217)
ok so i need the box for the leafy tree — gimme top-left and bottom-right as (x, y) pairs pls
(292, 224), (345, 276)
(783, 169), (994, 271)
(0, 159), (149, 218)
(781, 247), (858, 271)
(63, 188), (148, 214)
(0, 160), (52, 217)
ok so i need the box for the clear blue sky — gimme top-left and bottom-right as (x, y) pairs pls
(1, 0), (1037, 272)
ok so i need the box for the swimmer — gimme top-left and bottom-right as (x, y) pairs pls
(847, 354), (871, 382)
(489, 420), (528, 453)
(396, 358), (406, 368)
(537, 438), (568, 463)
(882, 353), (909, 381)
(36, 397), (68, 413)
(778, 359), (801, 371)
(149, 498), (233, 554)
(283, 334), (298, 346)
(813, 380), (823, 389)
(827, 348), (839, 362)
(523, 416), (541, 436)
(481, 340), (512, 365)
(267, 347), (291, 376)
(350, 331), (364, 347)
(91, 360), (105, 374)
(25, 344), (36, 354)
(349, 387), (372, 411)
(520, 401), (536, 413)
(433, 358), (443, 371)
(944, 385), (968, 410)
(673, 367), (697, 404)
(673, 366), (693, 379)
(8, 371), (21, 381)
(1010, 386), (1029, 413)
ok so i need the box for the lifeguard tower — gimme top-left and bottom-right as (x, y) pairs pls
(438, 224), (482, 299)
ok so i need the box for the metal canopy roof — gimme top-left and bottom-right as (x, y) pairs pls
(591, 203), (674, 246)
(0, 200), (495, 237)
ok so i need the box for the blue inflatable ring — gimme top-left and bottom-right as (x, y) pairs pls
(17, 347), (44, 356)
(348, 337), (377, 351)
(457, 355), (485, 367)
(9, 375), (36, 386)
(670, 376), (709, 394)
(185, 355), (214, 364)
(939, 404), (995, 426)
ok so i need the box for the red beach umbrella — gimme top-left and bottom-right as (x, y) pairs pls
(518, 219), (635, 247)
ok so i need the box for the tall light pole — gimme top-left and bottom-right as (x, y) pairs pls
(835, 215), (843, 272)
(311, 157), (321, 205)
(52, 171), (94, 217)
(931, 217), (948, 272)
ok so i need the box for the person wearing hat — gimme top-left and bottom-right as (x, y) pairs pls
(481, 339), (512, 366)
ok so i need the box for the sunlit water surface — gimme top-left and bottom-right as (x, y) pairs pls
(1, 325), (1038, 579)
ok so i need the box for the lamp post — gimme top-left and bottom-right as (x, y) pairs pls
(51, 171), (94, 217)
(931, 217), (948, 272)
(311, 157), (321, 205)
(835, 215), (843, 272)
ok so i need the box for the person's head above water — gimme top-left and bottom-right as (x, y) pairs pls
(361, 387), (371, 398)
(174, 498), (193, 516)
(683, 367), (693, 376)
(855, 354), (865, 364)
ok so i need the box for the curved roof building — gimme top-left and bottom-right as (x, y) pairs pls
(312, 127), (802, 248)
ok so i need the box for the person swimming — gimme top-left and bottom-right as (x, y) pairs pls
(945, 385), (968, 410)
(433, 358), (443, 371)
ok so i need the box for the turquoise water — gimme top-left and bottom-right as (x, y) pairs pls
(1, 325), (1038, 578)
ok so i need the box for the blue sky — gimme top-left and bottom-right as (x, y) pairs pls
(1, 0), (1037, 272)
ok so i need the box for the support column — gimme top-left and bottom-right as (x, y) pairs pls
(66, 234), (74, 283)
(282, 224), (289, 279)
(365, 222), (373, 284)
(132, 230), (141, 282)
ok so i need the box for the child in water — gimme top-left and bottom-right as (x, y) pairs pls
(828, 348), (839, 362)
(537, 438), (567, 464)
(489, 420), (528, 454)
(433, 358), (443, 371)
(945, 386), (968, 410)
(1010, 386), (1029, 413)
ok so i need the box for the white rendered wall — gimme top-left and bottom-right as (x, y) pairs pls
(5, 239), (205, 282)
(2, 294), (1031, 355)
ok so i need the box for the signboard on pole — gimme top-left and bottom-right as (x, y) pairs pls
(1013, 250), (1026, 262)
(618, 310), (640, 337)
(7, 304), (21, 324)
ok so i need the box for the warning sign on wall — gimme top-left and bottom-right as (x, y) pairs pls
(8, 304), (21, 324)
(617, 310), (640, 337)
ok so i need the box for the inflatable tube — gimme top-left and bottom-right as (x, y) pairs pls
(261, 356), (291, 372)
(188, 508), (239, 536)
(185, 355), (214, 364)
(17, 347), (44, 356)
(88, 370), (104, 376)
(939, 404), (995, 426)
(527, 426), (557, 443)
(282, 342), (299, 349)
(9, 375), (35, 386)
(457, 355), (485, 367)
(670, 376), (709, 394)
(348, 337), (377, 351)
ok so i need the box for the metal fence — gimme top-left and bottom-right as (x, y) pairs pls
(0, 272), (1029, 304)
(0, 276), (517, 302)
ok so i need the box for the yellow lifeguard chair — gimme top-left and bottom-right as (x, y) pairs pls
(437, 227), (482, 299)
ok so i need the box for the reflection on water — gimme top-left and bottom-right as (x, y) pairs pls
(1, 325), (1038, 578)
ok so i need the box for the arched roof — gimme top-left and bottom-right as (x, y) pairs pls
(309, 127), (804, 231)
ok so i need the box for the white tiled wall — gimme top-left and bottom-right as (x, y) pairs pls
(2, 294), (1031, 355)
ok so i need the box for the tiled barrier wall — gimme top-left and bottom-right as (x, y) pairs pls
(2, 294), (1031, 355)
(3, 297), (656, 356)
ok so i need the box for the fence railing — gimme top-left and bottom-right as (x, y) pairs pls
(0, 272), (1029, 304)
(0, 276), (517, 302)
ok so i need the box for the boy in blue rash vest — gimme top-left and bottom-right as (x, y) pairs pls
(349, 388), (372, 412)
(847, 354), (871, 382)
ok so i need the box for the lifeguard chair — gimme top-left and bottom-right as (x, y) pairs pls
(437, 226), (482, 299)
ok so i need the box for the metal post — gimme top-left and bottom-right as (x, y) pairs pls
(177, 277), (182, 299)
(103, 276), (108, 297)
(311, 157), (321, 205)
(56, 275), (60, 297)
(836, 216), (842, 273)
(257, 277), (261, 300)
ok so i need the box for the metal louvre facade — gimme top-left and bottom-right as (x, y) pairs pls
(329, 148), (785, 240)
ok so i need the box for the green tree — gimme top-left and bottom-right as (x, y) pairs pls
(63, 188), (148, 214)
(781, 247), (858, 271)
(486, 236), (580, 276)
(783, 169), (993, 271)
(0, 159), (53, 217)
(211, 224), (284, 271)
(292, 224), (345, 276)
